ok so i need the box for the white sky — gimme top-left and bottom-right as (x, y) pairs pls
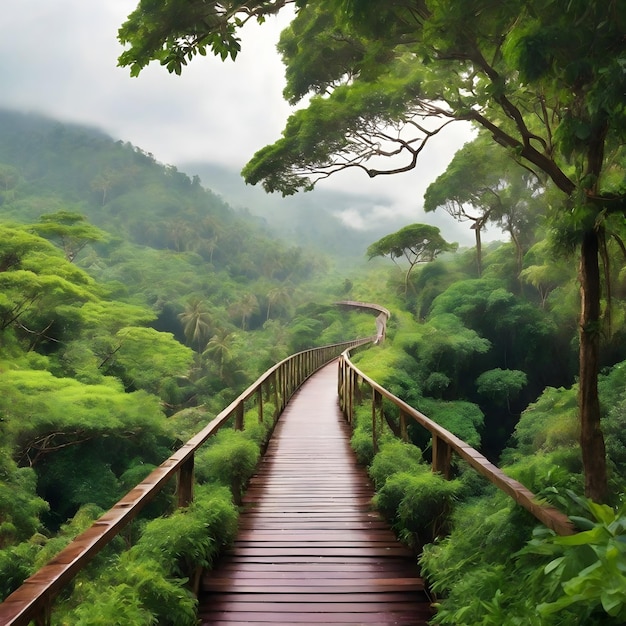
(0, 0), (488, 245)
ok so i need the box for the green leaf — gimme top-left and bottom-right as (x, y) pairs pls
(544, 555), (565, 574)
(587, 500), (617, 525)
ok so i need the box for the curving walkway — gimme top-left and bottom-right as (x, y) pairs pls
(198, 362), (432, 625)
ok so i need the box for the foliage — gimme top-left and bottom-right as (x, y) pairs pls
(195, 430), (260, 503)
(502, 385), (579, 463)
(368, 439), (424, 490)
(57, 485), (237, 625)
(132, 484), (237, 577)
(423, 491), (626, 625)
(350, 428), (375, 466)
(366, 223), (458, 293)
(524, 494), (626, 621)
(475, 368), (528, 406)
(0, 449), (47, 547)
(374, 470), (462, 547)
(424, 131), (543, 277)
(420, 491), (541, 625)
(417, 398), (484, 449)
(112, 326), (194, 396)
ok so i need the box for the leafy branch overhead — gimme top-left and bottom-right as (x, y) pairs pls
(117, 0), (293, 76)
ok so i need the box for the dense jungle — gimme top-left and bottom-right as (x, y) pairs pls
(1, 103), (625, 624)
(1, 1), (626, 621)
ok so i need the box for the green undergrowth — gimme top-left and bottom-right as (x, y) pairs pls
(1, 406), (274, 624)
(54, 484), (238, 626)
(347, 356), (626, 625)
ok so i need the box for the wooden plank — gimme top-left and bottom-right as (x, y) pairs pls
(198, 363), (432, 625)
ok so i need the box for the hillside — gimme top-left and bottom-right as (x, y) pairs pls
(179, 160), (410, 260)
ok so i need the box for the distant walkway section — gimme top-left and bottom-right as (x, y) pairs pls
(198, 362), (432, 625)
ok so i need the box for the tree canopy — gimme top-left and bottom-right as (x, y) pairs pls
(118, 0), (626, 501)
(367, 223), (457, 293)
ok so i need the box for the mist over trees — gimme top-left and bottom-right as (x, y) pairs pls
(0, 1), (625, 621)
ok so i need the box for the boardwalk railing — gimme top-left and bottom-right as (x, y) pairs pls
(0, 337), (372, 626)
(338, 348), (575, 537)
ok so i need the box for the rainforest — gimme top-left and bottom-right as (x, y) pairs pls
(2, 0), (626, 623)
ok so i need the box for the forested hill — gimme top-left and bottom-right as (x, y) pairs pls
(0, 109), (382, 262)
(179, 160), (408, 260)
(0, 107), (376, 543)
(0, 108), (348, 329)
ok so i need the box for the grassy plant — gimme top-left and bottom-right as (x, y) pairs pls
(368, 440), (423, 489)
(55, 485), (237, 625)
(374, 470), (461, 547)
(195, 429), (260, 503)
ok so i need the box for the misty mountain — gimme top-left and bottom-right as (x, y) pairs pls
(179, 161), (410, 259)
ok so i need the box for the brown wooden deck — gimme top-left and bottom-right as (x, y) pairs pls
(198, 362), (433, 625)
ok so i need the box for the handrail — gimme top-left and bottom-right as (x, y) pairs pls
(338, 348), (575, 537)
(335, 300), (391, 320)
(0, 337), (373, 626)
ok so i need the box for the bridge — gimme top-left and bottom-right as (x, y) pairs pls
(0, 302), (573, 625)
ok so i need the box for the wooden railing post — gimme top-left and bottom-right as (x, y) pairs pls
(348, 368), (355, 426)
(400, 410), (408, 443)
(372, 389), (381, 453)
(257, 387), (264, 423)
(338, 357), (345, 414)
(272, 371), (280, 421)
(177, 455), (195, 508)
(354, 375), (362, 406)
(234, 401), (244, 431)
(432, 434), (452, 480)
(33, 600), (51, 626)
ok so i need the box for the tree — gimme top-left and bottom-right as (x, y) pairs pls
(30, 211), (108, 263)
(0, 226), (97, 347)
(231, 293), (259, 330)
(203, 330), (235, 380)
(476, 368), (528, 413)
(118, 0), (626, 501)
(178, 297), (212, 352)
(266, 284), (293, 320)
(424, 133), (542, 278)
(113, 327), (194, 397)
(366, 223), (457, 294)
(520, 241), (575, 309)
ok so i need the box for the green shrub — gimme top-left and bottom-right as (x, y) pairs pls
(56, 485), (237, 625)
(0, 450), (48, 547)
(505, 449), (583, 499)
(243, 405), (274, 448)
(368, 440), (423, 489)
(374, 470), (460, 546)
(350, 428), (374, 465)
(396, 472), (461, 544)
(420, 492), (539, 625)
(0, 540), (41, 601)
(195, 429), (260, 503)
(417, 398), (484, 448)
(133, 485), (236, 577)
(68, 583), (156, 626)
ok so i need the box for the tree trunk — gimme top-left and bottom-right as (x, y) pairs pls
(578, 227), (608, 503)
(472, 223), (482, 277)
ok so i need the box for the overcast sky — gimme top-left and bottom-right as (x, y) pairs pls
(0, 0), (486, 245)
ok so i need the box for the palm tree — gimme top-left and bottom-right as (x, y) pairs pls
(266, 285), (293, 320)
(234, 294), (259, 331)
(203, 330), (234, 379)
(178, 298), (212, 352)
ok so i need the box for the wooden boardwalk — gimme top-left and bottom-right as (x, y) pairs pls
(198, 362), (433, 625)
